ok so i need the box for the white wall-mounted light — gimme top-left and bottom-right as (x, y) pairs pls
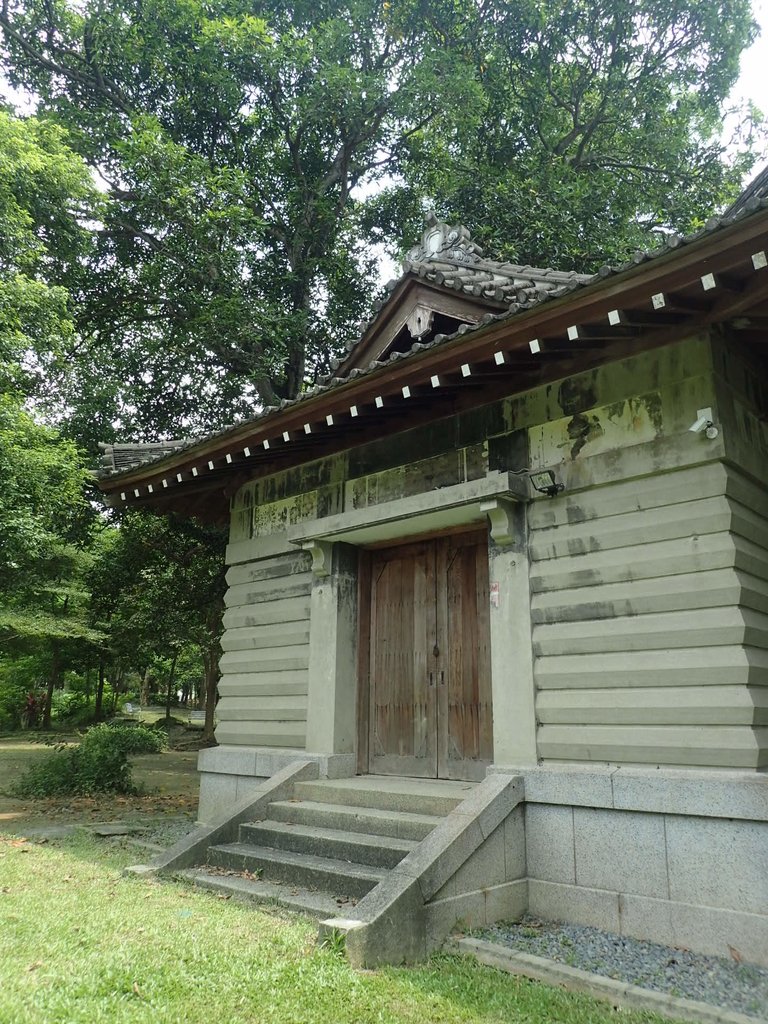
(688, 407), (719, 439)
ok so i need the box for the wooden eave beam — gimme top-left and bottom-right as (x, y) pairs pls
(101, 212), (768, 505)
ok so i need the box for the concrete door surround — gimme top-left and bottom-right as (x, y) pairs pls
(294, 478), (538, 771)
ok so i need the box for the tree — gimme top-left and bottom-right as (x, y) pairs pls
(0, 393), (105, 726)
(88, 512), (227, 740)
(372, 0), (762, 271)
(0, 110), (105, 726)
(1, 2), (759, 437)
(0, 0), (483, 435)
(0, 108), (97, 396)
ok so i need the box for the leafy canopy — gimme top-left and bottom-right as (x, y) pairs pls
(4, 0), (759, 438)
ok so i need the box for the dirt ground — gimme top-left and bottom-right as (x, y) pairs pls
(0, 731), (202, 834)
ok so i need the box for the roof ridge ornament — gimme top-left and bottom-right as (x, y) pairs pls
(406, 211), (484, 267)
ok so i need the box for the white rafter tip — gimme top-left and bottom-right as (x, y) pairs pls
(326, 414), (334, 426)
(225, 454), (232, 464)
(176, 473), (183, 482)
(461, 363), (471, 376)
(304, 423), (312, 434)
(375, 396), (384, 408)
(147, 484), (153, 494)
(120, 492), (127, 501)
(402, 385), (411, 398)
(349, 405), (358, 417)
(208, 460), (215, 470)
(651, 292), (666, 309)
(701, 272), (716, 291)
(162, 479), (169, 488)
(567, 325), (580, 341)
(243, 447), (250, 458)
(494, 351), (506, 365)
(283, 431), (291, 441)
(192, 467), (199, 476)
(431, 375), (441, 388)
(134, 488), (141, 498)
(608, 309), (622, 326)
(753, 250), (768, 270)
(529, 338), (541, 354)
(263, 439), (270, 450)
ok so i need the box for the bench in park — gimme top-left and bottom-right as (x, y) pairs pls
(187, 710), (206, 726)
(123, 702), (140, 717)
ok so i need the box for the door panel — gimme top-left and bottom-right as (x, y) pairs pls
(369, 541), (437, 777)
(438, 533), (493, 780)
(366, 531), (493, 780)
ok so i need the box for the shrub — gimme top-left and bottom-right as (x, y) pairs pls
(11, 724), (165, 798)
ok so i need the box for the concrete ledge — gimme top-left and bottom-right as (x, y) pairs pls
(198, 745), (356, 780)
(319, 774), (524, 967)
(456, 937), (765, 1024)
(133, 760), (320, 876)
(488, 764), (768, 821)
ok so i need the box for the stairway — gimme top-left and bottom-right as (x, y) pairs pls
(180, 776), (476, 918)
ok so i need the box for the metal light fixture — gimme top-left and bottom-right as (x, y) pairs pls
(529, 469), (564, 498)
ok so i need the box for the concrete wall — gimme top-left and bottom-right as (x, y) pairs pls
(518, 765), (768, 966)
(218, 513), (314, 749)
(211, 332), (768, 774)
(528, 462), (768, 769)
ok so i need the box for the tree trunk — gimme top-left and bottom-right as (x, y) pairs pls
(140, 666), (151, 706)
(164, 652), (179, 723)
(111, 667), (124, 716)
(94, 654), (107, 722)
(202, 647), (219, 743)
(43, 644), (62, 730)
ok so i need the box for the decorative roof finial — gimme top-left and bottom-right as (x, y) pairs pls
(406, 213), (484, 266)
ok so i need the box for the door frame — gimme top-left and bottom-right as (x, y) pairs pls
(356, 524), (492, 778)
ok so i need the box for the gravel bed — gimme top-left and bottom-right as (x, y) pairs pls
(140, 816), (197, 847)
(477, 916), (768, 1019)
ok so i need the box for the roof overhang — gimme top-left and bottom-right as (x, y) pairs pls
(338, 274), (508, 374)
(96, 205), (768, 523)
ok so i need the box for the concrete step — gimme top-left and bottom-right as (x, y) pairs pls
(268, 799), (442, 841)
(207, 842), (387, 899)
(292, 776), (476, 816)
(239, 820), (416, 868)
(179, 868), (350, 919)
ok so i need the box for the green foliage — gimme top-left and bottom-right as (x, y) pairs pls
(1, 0), (761, 437)
(11, 723), (165, 797)
(383, 0), (762, 271)
(0, 109), (97, 395)
(0, 656), (43, 729)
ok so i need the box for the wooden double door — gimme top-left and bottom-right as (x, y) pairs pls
(361, 530), (493, 781)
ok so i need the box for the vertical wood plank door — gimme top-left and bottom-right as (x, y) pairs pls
(437, 532), (494, 781)
(368, 540), (437, 777)
(366, 531), (493, 780)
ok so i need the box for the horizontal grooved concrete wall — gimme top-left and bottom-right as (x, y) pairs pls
(216, 546), (312, 748)
(529, 463), (767, 768)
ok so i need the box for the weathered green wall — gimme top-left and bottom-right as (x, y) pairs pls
(220, 332), (767, 768)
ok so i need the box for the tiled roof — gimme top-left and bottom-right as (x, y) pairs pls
(724, 163), (768, 218)
(98, 440), (192, 474)
(337, 213), (592, 366)
(96, 192), (768, 483)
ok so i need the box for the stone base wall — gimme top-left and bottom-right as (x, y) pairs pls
(195, 752), (768, 967)
(196, 745), (356, 823)
(499, 765), (768, 967)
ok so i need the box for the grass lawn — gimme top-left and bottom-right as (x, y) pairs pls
(0, 831), (677, 1024)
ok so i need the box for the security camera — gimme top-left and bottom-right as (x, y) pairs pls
(689, 407), (715, 434)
